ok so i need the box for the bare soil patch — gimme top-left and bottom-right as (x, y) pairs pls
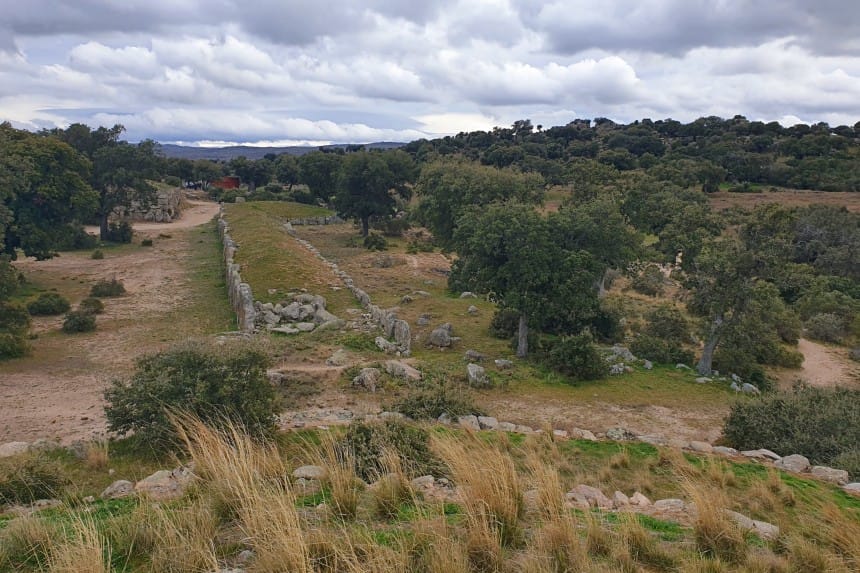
(0, 212), (232, 444)
(773, 338), (860, 388)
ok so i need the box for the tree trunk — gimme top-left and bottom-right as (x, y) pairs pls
(361, 216), (369, 237)
(99, 212), (110, 241)
(696, 315), (723, 375)
(516, 312), (529, 358)
(595, 268), (610, 298)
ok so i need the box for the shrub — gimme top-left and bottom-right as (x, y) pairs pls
(643, 305), (688, 343)
(0, 454), (68, 505)
(91, 249), (104, 260)
(489, 309), (520, 339)
(541, 333), (607, 381)
(389, 378), (483, 421)
(629, 334), (694, 365)
(26, 293), (71, 316)
(0, 302), (30, 359)
(90, 278), (126, 298)
(631, 264), (665, 297)
(62, 310), (96, 333)
(164, 175), (182, 187)
(363, 233), (388, 251)
(373, 217), (410, 237)
(140, 238), (153, 247)
(78, 297), (105, 315)
(723, 386), (860, 475)
(343, 420), (445, 481)
(830, 449), (860, 479)
(805, 312), (847, 343)
(0, 332), (29, 359)
(104, 340), (279, 449)
(851, 347), (860, 362)
(105, 221), (133, 243)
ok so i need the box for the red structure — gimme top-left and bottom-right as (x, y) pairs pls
(213, 175), (241, 189)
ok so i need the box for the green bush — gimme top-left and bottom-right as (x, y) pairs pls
(343, 420), (445, 481)
(140, 238), (153, 247)
(78, 297), (105, 315)
(541, 333), (607, 381)
(373, 217), (410, 237)
(389, 378), (483, 421)
(830, 450), (860, 480)
(104, 340), (279, 449)
(363, 233), (388, 251)
(90, 278), (126, 298)
(0, 302), (30, 359)
(26, 293), (71, 316)
(0, 332), (29, 359)
(629, 334), (694, 365)
(631, 264), (665, 297)
(805, 312), (847, 343)
(61, 310), (96, 333)
(643, 305), (688, 343)
(723, 386), (860, 477)
(164, 175), (182, 187)
(489, 308), (520, 339)
(91, 249), (104, 260)
(0, 454), (68, 505)
(105, 221), (133, 243)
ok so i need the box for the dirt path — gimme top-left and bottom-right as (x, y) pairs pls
(0, 212), (229, 444)
(775, 338), (859, 388)
(83, 200), (220, 234)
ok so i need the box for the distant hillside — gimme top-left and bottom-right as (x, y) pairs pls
(159, 141), (405, 160)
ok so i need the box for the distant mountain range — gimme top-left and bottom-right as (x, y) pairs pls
(158, 141), (405, 160)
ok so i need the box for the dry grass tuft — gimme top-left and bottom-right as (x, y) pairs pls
(239, 484), (311, 573)
(684, 481), (748, 564)
(84, 439), (110, 471)
(784, 535), (848, 573)
(584, 511), (612, 558)
(148, 501), (219, 573)
(46, 514), (110, 573)
(411, 518), (470, 573)
(527, 456), (566, 521)
(533, 513), (589, 573)
(0, 515), (58, 570)
(741, 550), (789, 572)
(705, 460), (737, 488)
(371, 448), (412, 519)
(316, 435), (363, 520)
(617, 511), (677, 570)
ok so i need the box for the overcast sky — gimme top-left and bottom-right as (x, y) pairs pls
(1, 0), (859, 146)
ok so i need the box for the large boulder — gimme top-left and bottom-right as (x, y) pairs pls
(774, 454), (810, 473)
(566, 485), (613, 509)
(467, 363), (490, 387)
(135, 467), (195, 501)
(293, 465), (327, 480)
(726, 510), (780, 540)
(384, 360), (422, 382)
(352, 368), (381, 392)
(810, 465), (850, 485)
(428, 323), (455, 347)
(100, 480), (135, 500)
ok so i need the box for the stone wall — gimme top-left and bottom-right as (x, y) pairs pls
(218, 209), (256, 332)
(288, 215), (344, 226)
(115, 188), (183, 223)
(284, 223), (411, 355)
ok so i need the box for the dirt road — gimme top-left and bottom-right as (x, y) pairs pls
(776, 338), (860, 388)
(84, 200), (220, 234)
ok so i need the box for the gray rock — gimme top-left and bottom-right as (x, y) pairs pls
(842, 483), (860, 495)
(730, 381), (741, 391)
(610, 345), (636, 362)
(571, 428), (598, 441)
(437, 413), (452, 425)
(695, 377), (712, 384)
(379, 411), (406, 421)
(464, 349), (485, 362)
(271, 326), (300, 335)
(135, 467), (195, 501)
(675, 363), (691, 370)
(351, 368), (381, 392)
(326, 349), (350, 367)
(428, 323), (454, 347)
(605, 427), (636, 441)
(293, 465), (327, 480)
(494, 359), (514, 369)
(774, 454), (810, 473)
(654, 498), (687, 511)
(726, 510), (780, 540)
(515, 425), (535, 434)
(613, 491), (630, 507)
(413, 290), (431, 298)
(810, 465), (850, 485)
(384, 360), (422, 382)
(741, 383), (761, 395)
(643, 360), (653, 370)
(553, 429), (569, 439)
(609, 363), (625, 375)
(688, 441), (713, 453)
(314, 308), (340, 324)
(629, 491), (651, 506)
(713, 446), (739, 456)
(467, 305), (478, 315)
(262, 310), (280, 326)
(459, 291), (478, 299)
(400, 295), (414, 304)
(411, 475), (435, 489)
(477, 416), (499, 430)
(416, 313), (431, 327)
(375, 336), (399, 353)
(316, 318), (346, 331)
(637, 435), (667, 446)
(498, 422), (517, 432)
(566, 485), (613, 509)
(457, 415), (480, 430)
(0, 441), (29, 458)
(294, 322), (316, 332)
(741, 448), (782, 461)
(731, 373), (742, 383)
(467, 363), (490, 387)
(100, 480), (135, 500)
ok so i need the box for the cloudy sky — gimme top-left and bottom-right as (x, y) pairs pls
(1, 0), (859, 146)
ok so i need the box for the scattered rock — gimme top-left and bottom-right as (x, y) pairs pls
(629, 492), (652, 506)
(605, 427), (636, 441)
(293, 465), (327, 481)
(467, 363), (490, 387)
(379, 411), (406, 421)
(498, 422), (517, 432)
(654, 499), (686, 511)
(459, 292), (478, 299)
(695, 377), (712, 384)
(741, 383), (761, 395)
(375, 336), (399, 354)
(437, 413), (452, 425)
(553, 429), (569, 439)
(457, 415), (480, 430)
(100, 480), (135, 500)
(494, 359), (514, 369)
(515, 425), (535, 434)
(428, 323), (455, 347)
(810, 465), (850, 485)
(571, 428), (598, 441)
(740, 449), (781, 461)
(567, 485), (613, 509)
(384, 360), (422, 382)
(352, 368), (381, 392)
(410, 475), (435, 489)
(842, 483), (860, 496)
(135, 467), (195, 501)
(712, 446), (739, 456)
(774, 454), (810, 474)
(688, 441), (713, 453)
(295, 322), (316, 332)
(613, 491), (630, 507)
(325, 349), (350, 367)
(467, 305), (478, 315)
(416, 314), (431, 327)
(726, 510), (780, 540)
(478, 416), (499, 430)
(0, 441), (29, 458)
(464, 349), (485, 362)
(610, 345), (636, 362)
(609, 363), (626, 375)
(643, 360), (653, 370)
(675, 363), (691, 370)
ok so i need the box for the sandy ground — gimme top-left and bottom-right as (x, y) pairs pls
(0, 201), (222, 444)
(775, 338), (860, 388)
(83, 200), (220, 235)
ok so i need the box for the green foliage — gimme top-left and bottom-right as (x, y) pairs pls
(0, 299), (31, 359)
(830, 450), (860, 480)
(342, 420), (445, 481)
(61, 310), (96, 333)
(26, 292), (70, 316)
(78, 297), (105, 315)
(164, 175), (182, 187)
(723, 386), (860, 478)
(91, 249), (104, 260)
(363, 232), (388, 251)
(489, 308), (521, 339)
(539, 333), (607, 381)
(644, 305), (689, 342)
(103, 340), (279, 449)
(0, 454), (68, 505)
(372, 216), (411, 237)
(630, 334), (694, 365)
(140, 238), (153, 247)
(631, 264), (666, 296)
(389, 378), (483, 421)
(804, 312), (847, 343)
(90, 278), (126, 298)
(105, 221), (133, 243)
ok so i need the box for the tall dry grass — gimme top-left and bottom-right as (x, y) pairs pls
(84, 439), (110, 471)
(45, 514), (110, 573)
(148, 502), (220, 573)
(316, 435), (363, 520)
(684, 482), (748, 565)
(371, 448), (413, 519)
(238, 484), (311, 573)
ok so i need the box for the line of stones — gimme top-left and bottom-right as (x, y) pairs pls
(218, 208), (256, 332)
(283, 222), (411, 355)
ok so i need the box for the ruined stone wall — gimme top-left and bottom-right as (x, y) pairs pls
(218, 208), (256, 332)
(115, 188), (183, 223)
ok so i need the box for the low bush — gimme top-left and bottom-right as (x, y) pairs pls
(343, 420), (445, 481)
(90, 278), (126, 298)
(804, 312), (846, 344)
(0, 332), (29, 359)
(90, 249), (104, 260)
(389, 378), (483, 421)
(0, 301), (30, 359)
(105, 221), (133, 244)
(26, 293), (71, 316)
(540, 333), (607, 381)
(61, 310), (96, 333)
(631, 264), (665, 297)
(489, 308), (520, 340)
(363, 233), (388, 251)
(723, 385), (860, 477)
(629, 334), (694, 365)
(78, 297), (105, 315)
(140, 238), (153, 247)
(104, 340), (279, 449)
(0, 454), (68, 505)
(373, 217), (410, 237)
(643, 305), (688, 343)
